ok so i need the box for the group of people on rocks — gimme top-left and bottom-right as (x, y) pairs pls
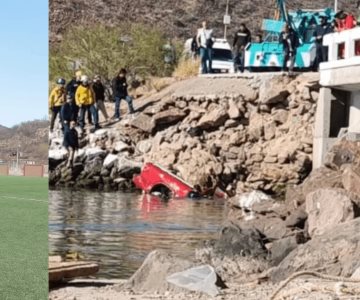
(48, 68), (135, 167)
(192, 4), (360, 74)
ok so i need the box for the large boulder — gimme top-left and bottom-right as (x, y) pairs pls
(270, 218), (360, 282)
(258, 77), (290, 104)
(212, 223), (267, 258)
(301, 167), (343, 198)
(324, 140), (360, 170)
(305, 188), (356, 237)
(85, 148), (107, 160)
(342, 166), (360, 198)
(125, 250), (193, 294)
(153, 108), (187, 125)
(130, 113), (155, 133)
(113, 141), (131, 153)
(175, 148), (221, 187)
(103, 154), (118, 168)
(116, 156), (142, 178)
(196, 106), (228, 130)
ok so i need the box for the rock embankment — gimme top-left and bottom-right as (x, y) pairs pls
(49, 73), (319, 195)
(224, 138), (360, 284)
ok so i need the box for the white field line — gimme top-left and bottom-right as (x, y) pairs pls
(0, 195), (48, 203)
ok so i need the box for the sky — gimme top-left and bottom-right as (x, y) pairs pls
(0, 1), (48, 128)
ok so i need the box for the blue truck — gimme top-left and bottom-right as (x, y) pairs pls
(244, 0), (335, 71)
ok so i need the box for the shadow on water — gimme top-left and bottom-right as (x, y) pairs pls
(49, 190), (226, 279)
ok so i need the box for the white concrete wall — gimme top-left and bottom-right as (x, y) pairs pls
(320, 27), (360, 88)
(349, 91), (360, 132)
(313, 88), (332, 169)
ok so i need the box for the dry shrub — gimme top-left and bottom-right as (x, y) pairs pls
(149, 77), (176, 92)
(173, 58), (200, 80)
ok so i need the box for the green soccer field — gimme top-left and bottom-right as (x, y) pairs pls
(0, 176), (48, 300)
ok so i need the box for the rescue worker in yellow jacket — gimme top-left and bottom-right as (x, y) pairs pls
(49, 78), (66, 132)
(75, 75), (101, 131)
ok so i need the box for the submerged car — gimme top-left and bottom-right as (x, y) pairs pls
(133, 163), (197, 199)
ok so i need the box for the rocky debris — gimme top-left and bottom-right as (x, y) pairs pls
(49, 74), (319, 193)
(269, 218), (360, 283)
(306, 188), (357, 237)
(342, 165), (360, 197)
(211, 223), (268, 258)
(124, 250), (194, 294)
(225, 139), (360, 281)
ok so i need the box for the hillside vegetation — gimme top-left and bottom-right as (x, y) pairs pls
(0, 120), (48, 161)
(50, 0), (358, 43)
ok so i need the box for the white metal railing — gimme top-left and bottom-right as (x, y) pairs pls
(321, 27), (360, 66)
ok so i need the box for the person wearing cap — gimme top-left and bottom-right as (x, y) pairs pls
(49, 78), (66, 132)
(111, 68), (135, 120)
(61, 94), (74, 132)
(63, 120), (79, 168)
(66, 70), (82, 122)
(75, 75), (101, 131)
(313, 15), (333, 70)
(92, 75), (109, 122)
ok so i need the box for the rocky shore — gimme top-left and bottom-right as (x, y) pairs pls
(49, 73), (319, 195)
(50, 138), (360, 299)
(49, 74), (360, 299)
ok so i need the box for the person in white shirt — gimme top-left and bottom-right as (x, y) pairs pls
(196, 21), (214, 74)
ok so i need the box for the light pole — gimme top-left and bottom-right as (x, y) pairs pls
(224, 0), (230, 39)
(334, 0), (338, 12)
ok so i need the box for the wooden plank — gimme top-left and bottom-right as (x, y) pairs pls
(49, 260), (99, 282)
(49, 256), (62, 263)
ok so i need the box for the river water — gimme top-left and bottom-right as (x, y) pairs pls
(49, 190), (226, 279)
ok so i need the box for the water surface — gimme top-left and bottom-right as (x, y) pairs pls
(49, 190), (226, 278)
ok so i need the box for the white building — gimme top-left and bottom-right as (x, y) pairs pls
(313, 27), (360, 168)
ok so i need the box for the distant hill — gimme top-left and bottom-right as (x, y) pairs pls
(0, 120), (48, 162)
(50, 0), (358, 43)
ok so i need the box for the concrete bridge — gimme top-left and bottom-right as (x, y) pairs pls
(313, 27), (360, 168)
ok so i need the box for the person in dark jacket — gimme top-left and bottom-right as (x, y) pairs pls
(63, 121), (79, 168)
(61, 94), (74, 132)
(66, 70), (82, 122)
(279, 24), (298, 73)
(313, 16), (333, 70)
(92, 75), (109, 122)
(111, 68), (135, 120)
(232, 23), (251, 73)
(191, 35), (199, 59)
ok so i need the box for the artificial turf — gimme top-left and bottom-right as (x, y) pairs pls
(0, 176), (48, 300)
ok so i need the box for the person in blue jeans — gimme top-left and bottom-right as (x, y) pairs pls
(75, 75), (101, 131)
(197, 21), (214, 74)
(111, 68), (135, 120)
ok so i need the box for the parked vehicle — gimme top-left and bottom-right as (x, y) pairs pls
(133, 163), (197, 199)
(209, 39), (235, 73)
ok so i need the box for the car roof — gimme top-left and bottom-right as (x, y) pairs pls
(212, 39), (232, 50)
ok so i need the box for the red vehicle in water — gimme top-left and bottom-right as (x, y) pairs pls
(133, 163), (196, 198)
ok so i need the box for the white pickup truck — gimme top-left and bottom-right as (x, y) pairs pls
(184, 38), (234, 74)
